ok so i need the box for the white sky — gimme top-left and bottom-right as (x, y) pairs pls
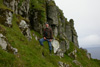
(54, 0), (100, 48)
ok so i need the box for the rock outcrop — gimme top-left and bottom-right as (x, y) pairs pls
(3, 0), (30, 19)
(58, 61), (71, 67)
(0, 34), (7, 50)
(1, 0), (79, 58)
(0, 8), (13, 27)
(3, 0), (79, 48)
(19, 20), (32, 40)
(0, 33), (18, 54)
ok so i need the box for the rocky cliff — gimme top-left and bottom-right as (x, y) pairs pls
(0, 0), (100, 67)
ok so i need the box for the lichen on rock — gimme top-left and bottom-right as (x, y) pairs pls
(0, 8), (13, 27)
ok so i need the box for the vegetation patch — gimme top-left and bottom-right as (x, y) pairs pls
(0, 24), (6, 35)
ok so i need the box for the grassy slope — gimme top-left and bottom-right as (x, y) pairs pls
(0, 14), (100, 67)
(0, 13), (73, 67)
(0, 0), (100, 67)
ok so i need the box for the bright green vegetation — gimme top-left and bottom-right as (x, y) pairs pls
(0, 14), (100, 67)
(0, 14), (73, 67)
(30, 0), (46, 24)
(0, 0), (100, 67)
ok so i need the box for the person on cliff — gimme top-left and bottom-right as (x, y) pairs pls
(39, 23), (53, 54)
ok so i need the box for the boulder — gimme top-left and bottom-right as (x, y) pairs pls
(19, 20), (32, 40)
(51, 38), (70, 58)
(51, 39), (60, 53)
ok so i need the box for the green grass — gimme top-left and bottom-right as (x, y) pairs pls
(0, 0), (100, 67)
(0, 0), (13, 11)
(0, 13), (100, 67)
(0, 14), (67, 67)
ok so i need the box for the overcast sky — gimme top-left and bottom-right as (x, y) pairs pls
(54, 0), (100, 48)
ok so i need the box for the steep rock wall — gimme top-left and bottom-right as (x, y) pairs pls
(2, 0), (79, 56)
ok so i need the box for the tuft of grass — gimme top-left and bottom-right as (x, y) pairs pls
(0, 24), (6, 35)
(0, 47), (15, 67)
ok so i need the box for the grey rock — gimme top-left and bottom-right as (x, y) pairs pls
(51, 39), (60, 53)
(18, 0), (30, 18)
(7, 44), (18, 55)
(11, 46), (18, 55)
(56, 41), (67, 58)
(47, 4), (58, 25)
(72, 60), (83, 67)
(29, 11), (43, 34)
(3, 0), (15, 11)
(0, 9), (13, 27)
(65, 24), (72, 41)
(68, 49), (77, 59)
(3, 0), (30, 18)
(0, 34), (7, 50)
(57, 49), (64, 58)
(19, 20), (32, 40)
(0, 33), (18, 54)
(5, 11), (13, 27)
(53, 26), (58, 37)
(57, 39), (70, 57)
(69, 19), (79, 47)
(72, 35), (79, 47)
(65, 40), (70, 50)
(47, 2), (59, 36)
(58, 61), (71, 67)
(60, 41), (67, 52)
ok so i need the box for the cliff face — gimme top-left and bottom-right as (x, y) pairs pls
(2, 0), (79, 55)
(0, 0), (100, 67)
